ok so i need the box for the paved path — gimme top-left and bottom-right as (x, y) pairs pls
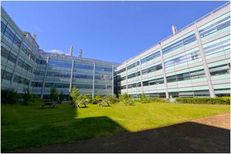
(11, 113), (230, 153)
(191, 113), (230, 129)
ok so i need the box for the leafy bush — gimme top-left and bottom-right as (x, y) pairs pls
(139, 94), (152, 103)
(176, 97), (230, 105)
(92, 95), (104, 104)
(151, 97), (169, 103)
(119, 93), (134, 105)
(58, 91), (64, 104)
(76, 95), (91, 108)
(1, 89), (19, 104)
(22, 88), (33, 105)
(104, 95), (119, 104)
(50, 86), (59, 101)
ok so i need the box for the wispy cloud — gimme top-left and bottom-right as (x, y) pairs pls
(47, 49), (68, 55)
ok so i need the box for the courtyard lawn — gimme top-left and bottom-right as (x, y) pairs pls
(1, 102), (230, 151)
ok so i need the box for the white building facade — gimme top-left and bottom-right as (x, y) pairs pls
(115, 3), (230, 98)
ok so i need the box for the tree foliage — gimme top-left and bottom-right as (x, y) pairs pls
(119, 93), (134, 105)
(50, 86), (59, 101)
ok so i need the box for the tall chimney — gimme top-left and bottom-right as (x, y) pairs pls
(172, 25), (177, 35)
(70, 45), (73, 56)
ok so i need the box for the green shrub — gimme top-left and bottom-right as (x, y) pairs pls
(139, 94), (152, 103)
(103, 95), (119, 104)
(1, 89), (19, 104)
(92, 95), (104, 104)
(119, 93), (134, 105)
(22, 88), (33, 105)
(151, 97), (169, 103)
(176, 97), (230, 105)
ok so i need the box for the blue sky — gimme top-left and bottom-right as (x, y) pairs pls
(2, 1), (227, 63)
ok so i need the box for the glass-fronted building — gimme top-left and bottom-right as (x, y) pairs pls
(115, 3), (230, 98)
(1, 3), (230, 99)
(1, 7), (116, 98)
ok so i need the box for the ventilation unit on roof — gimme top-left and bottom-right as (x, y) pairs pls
(172, 25), (177, 35)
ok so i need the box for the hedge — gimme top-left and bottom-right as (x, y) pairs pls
(176, 97), (230, 105)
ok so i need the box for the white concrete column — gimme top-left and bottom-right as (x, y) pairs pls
(92, 63), (96, 98)
(69, 58), (74, 93)
(41, 57), (49, 99)
(194, 25), (215, 98)
(159, 43), (169, 99)
(111, 65), (114, 96)
(10, 35), (26, 87)
(139, 59), (144, 94)
(125, 61), (128, 93)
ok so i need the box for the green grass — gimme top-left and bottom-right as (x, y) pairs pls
(1, 102), (230, 151)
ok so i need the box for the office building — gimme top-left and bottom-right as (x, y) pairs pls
(115, 3), (230, 98)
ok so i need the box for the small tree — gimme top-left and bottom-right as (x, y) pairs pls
(139, 93), (151, 103)
(70, 86), (80, 108)
(22, 88), (33, 105)
(50, 86), (59, 102)
(58, 91), (64, 104)
(119, 93), (134, 105)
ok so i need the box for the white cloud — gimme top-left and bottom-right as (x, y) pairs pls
(47, 49), (68, 55)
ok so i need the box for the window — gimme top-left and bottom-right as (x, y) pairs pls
(74, 63), (93, 70)
(1, 70), (12, 81)
(4, 26), (15, 42)
(142, 64), (162, 75)
(96, 66), (112, 72)
(141, 51), (160, 64)
(13, 35), (21, 47)
(164, 50), (199, 68)
(143, 78), (164, 86)
(31, 82), (43, 87)
(127, 71), (140, 79)
(1, 46), (9, 59)
(162, 34), (196, 55)
(74, 74), (93, 79)
(199, 15), (230, 38)
(13, 75), (30, 85)
(1, 21), (7, 34)
(128, 82), (141, 89)
(127, 61), (139, 70)
(8, 52), (17, 64)
(117, 68), (126, 74)
(209, 64), (230, 76)
(49, 60), (72, 68)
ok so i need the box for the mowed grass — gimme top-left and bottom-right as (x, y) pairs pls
(1, 102), (230, 151)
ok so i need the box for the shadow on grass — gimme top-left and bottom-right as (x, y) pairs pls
(14, 120), (230, 153)
(2, 116), (128, 152)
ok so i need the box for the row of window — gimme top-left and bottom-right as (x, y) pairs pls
(21, 43), (36, 62)
(141, 51), (160, 64)
(13, 75), (30, 85)
(46, 71), (71, 78)
(199, 15), (230, 38)
(45, 82), (70, 88)
(143, 77), (164, 86)
(18, 58), (33, 73)
(209, 63), (230, 76)
(127, 61), (139, 70)
(31, 82), (43, 87)
(166, 69), (205, 83)
(1, 21), (21, 48)
(1, 46), (17, 64)
(128, 82), (141, 89)
(203, 38), (230, 56)
(1, 69), (13, 81)
(142, 64), (162, 75)
(49, 60), (72, 68)
(127, 71), (140, 79)
(164, 50), (199, 68)
(162, 34), (196, 55)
